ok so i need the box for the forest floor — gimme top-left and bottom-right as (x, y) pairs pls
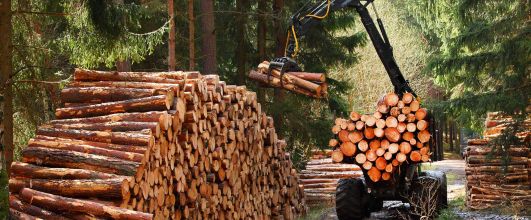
(300, 159), (530, 220)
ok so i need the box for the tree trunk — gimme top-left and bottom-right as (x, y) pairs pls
(0, 0), (14, 175)
(235, 0), (248, 85)
(188, 0), (195, 70)
(449, 120), (454, 152)
(9, 195), (65, 220)
(200, 0), (216, 74)
(272, 0), (285, 131)
(10, 162), (122, 180)
(19, 188), (152, 220)
(168, 0), (176, 71)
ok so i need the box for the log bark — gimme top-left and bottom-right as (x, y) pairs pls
(61, 87), (170, 104)
(19, 188), (153, 220)
(32, 136), (147, 154)
(248, 70), (319, 98)
(9, 195), (65, 220)
(10, 162), (122, 180)
(55, 95), (173, 119)
(10, 178), (125, 199)
(50, 111), (172, 131)
(44, 121), (160, 137)
(68, 81), (181, 93)
(21, 147), (139, 176)
(36, 128), (152, 146)
(74, 68), (184, 83)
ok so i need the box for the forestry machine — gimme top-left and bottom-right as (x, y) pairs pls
(267, 0), (447, 219)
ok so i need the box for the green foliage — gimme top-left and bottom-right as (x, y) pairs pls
(395, 0), (530, 131)
(60, 1), (168, 68)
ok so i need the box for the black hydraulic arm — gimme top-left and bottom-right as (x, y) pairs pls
(280, 0), (416, 96)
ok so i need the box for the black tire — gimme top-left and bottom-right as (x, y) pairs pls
(419, 171), (448, 212)
(336, 178), (370, 220)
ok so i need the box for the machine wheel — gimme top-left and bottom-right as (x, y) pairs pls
(336, 178), (370, 219)
(420, 170), (448, 211)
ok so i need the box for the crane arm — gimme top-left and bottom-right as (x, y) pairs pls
(274, 0), (416, 96)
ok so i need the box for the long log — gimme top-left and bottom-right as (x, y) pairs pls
(21, 147), (139, 176)
(49, 111), (172, 130)
(10, 162), (122, 179)
(10, 178), (125, 199)
(467, 156), (528, 165)
(74, 68), (185, 83)
(257, 62), (323, 94)
(68, 81), (181, 93)
(55, 95), (174, 119)
(299, 171), (361, 179)
(466, 146), (529, 157)
(36, 128), (152, 146)
(32, 135), (147, 154)
(9, 195), (66, 220)
(19, 188), (153, 220)
(9, 208), (39, 220)
(286, 72), (326, 83)
(43, 121), (160, 137)
(28, 138), (144, 162)
(61, 87), (171, 104)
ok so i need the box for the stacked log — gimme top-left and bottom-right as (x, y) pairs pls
(328, 92), (432, 183)
(248, 61), (327, 98)
(465, 112), (531, 210)
(298, 158), (362, 206)
(9, 69), (306, 219)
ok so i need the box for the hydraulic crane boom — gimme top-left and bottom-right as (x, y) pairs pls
(274, 0), (416, 96)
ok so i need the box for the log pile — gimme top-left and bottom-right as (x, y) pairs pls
(465, 112), (531, 210)
(9, 68), (306, 219)
(328, 92), (432, 183)
(248, 61), (327, 98)
(298, 157), (362, 206)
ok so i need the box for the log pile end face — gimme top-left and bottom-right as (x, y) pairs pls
(9, 68), (307, 219)
(465, 112), (531, 210)
(329, 93), (432, 183)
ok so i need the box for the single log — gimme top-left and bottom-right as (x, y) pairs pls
(374, 128), (384, 138)
(340, 142), (356, 157)
(331, 150), (344, 163)
(10, 178), (124, 199)
(369, 140), (380, 150)
(355, 153), (367, 164)
(376, 148), (385, 157)
(396, 153), (407, 163)
(19, 188), (153, 220)
(375, 157), (387, 171)
(357, 140), (369, 152)
(410, 151), (421, 162)
(402, 132), (414, 142)
(355, 121), (365, 130)
(366, 150), (377, 162)
(385, 116), (398, 128)
(338, 130), (350, 143)
(368, 167), (381, 182)
(467, 156), (528, 165)
(258, 62), (323, 94)
(418, 130), (431, 143)
(61, 87), (170, 104)
(467, 139), (489, 145)
(417, 120), (428, 131)
(409, 100), (420, 112)
(376, 119), (386, 128)
(328, 139), (339, 147)
(350, 112), (361, 121)
(397, 122), (406, 133)
(384, 127), (400, 142)
(402, 93), (414, 104)
(28, 138), (143, 162)
(9, 195), (65, 220)
(365, 116), (377, 127)
(74, 68), (184, 83)
(55, 95), (173, 119)
(68, 81), (181, 93)
(22, 147), (139, 176)
(348, 131), (363, 144)
(43, 122), (160, 137)
(364, 128), (375, 140)
(9, 208), (39, 220)
(397, 114), (406, 122)
(373, 111), (383, 119)
(380, 139), (390, 149)
(286, 72), (326, 82)
(385, 93), (399, 107)
(397, 101), (405, 108)
(362, 161), (373, 170)
(399, 142), (412, 154)
(381, 172), (391, 181)
(49, 111), (172, 130)
(31, 136), (147, 154)
(415, 108), (427, 120)
(36, 128), (152, 146)
(377, 103), (389, 114)
(466, 146), (529, 157)
(10, 162), (122, 179)
(384, 152), (393, 160)
(388, 143), (399, 154)
(406, 123), (417, 132)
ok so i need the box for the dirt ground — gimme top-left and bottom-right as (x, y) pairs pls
(307, 160), (530, 220)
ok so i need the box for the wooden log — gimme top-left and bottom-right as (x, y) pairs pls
(350, 112), (361, 121)
(467, 156), (528, 165)
(55, 95), (173, 119)
(31, 136), (147, 154)
(49, 111), (172, 130)
(466, 146), (529, 157)
(368, 167), (381, 182)
(340, 142), (356, 157)
(28, 138), (144, 163)
(381, 172), (391, 181)
(68, 81), (181, 93)
(399, 142), (412, 154)
(374, 128), (384, 138)
(248, 70), (320, 98)
(36, 128), (152, 146)
(418, 130), (431, 143)
(348, 131), (363, 144)
(9, 195), (65, 220)
(10, 178), (125, 199)
(417, 120), (428, 131)
(338, 130), (350, 143)
(285, 72), (326, 82)
(364, 128), (375, 140)
(10, 162), (122, 180)
(384, 127), (400, 142)
(369, 140), (381, 150)
(385, 116), (398, 128)
(415, 108), (427, 120)
(331, 150), (344, 163)
(375, 157), (387, 171)
(258, 62), (323, 94)
(61, 87), (170, 104)
(19, 188), (153, 220)
(402, 93), (414, 104)
(9, 208), (40, 220)
(74, 68), (185, 83)
(355, 154), (366, 164)
(328, 139), (339, 148)
(357, 140), (369, 152)
(410, 151), (421, 162)
(21, 147), (139, 176)
(385, 93), (399, 107)
(409, 100), (420, 112)
(362, 161), (373, 170)
(43, 122), (160, 137)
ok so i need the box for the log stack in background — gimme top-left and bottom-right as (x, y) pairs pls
(328, 92), (432, 183)
(248, 61), (327, 98)
(298, 154), (362, 206)
(9, 69), (306, 220)
(465, 112), (531, 210)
